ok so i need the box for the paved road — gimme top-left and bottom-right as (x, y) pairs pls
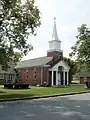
(0, 93), (90, 120)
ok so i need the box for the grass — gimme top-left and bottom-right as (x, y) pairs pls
(0, 84), (90, 100)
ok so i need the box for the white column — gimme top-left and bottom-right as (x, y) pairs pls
(52, 71), (54, 86)
(63, 71), (65, 86)
(56, 71), (58, 85)
(67, 72), (69, 85)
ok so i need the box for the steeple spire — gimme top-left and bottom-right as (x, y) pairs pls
(52, 17), (59, 41)
(47, 18), (62, 54)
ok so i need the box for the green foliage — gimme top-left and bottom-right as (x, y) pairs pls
(63, 57), (77, 83)
(63, 57), (77, 75)
(0, 0), (41, 69)
(69, 24), (90, 72)
(10, 52), (23, 66)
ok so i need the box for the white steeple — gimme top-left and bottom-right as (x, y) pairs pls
(52, 17), (59, 41)
(48, 18), (61, 52)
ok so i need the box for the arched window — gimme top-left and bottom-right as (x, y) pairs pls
(58, 66), (63, 72)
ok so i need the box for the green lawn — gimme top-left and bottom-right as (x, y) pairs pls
(0, 84), (89, 100)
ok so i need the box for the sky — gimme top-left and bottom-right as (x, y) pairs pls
(22, 0), (90, 60)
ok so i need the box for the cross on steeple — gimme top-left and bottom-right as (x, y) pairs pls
(54, 17), (56, 23)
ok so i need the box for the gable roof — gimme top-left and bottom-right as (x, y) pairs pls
(15, 56), (53, 69)
(50, 60), (70, 71)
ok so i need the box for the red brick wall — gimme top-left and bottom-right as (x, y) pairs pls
(18, 67), (49, 86)
(43, 67), (49, 83)
(19, 68), (27, 83)
(47, 51), (60, 57)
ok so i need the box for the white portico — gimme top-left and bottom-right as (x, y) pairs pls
(49, 60), (70, 86)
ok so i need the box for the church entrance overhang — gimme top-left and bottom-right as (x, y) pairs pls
(48, 60), (70, 86)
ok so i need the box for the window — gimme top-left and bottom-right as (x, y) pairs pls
(34, 68), (36, 71)
(34, 68), (36, 80)
(34, 71), (36, 79)
(26, 69), (28, 80)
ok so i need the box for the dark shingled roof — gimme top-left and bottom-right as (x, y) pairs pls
(15, 56), (53, 68)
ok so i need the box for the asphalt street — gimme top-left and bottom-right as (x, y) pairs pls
(0, 93), (90, 120)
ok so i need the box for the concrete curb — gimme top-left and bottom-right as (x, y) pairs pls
(0, 90), (90, 102)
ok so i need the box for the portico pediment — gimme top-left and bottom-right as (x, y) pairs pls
(49, 60), (70, 71)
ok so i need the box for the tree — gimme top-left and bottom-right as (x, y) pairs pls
(0, 0), (41, 69)
(10, 52), (23, 66)
(63, 57), (77, 83)
(69, 24), (90, 72)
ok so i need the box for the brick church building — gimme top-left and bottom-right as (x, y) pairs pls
(15, 19), (70, 86)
